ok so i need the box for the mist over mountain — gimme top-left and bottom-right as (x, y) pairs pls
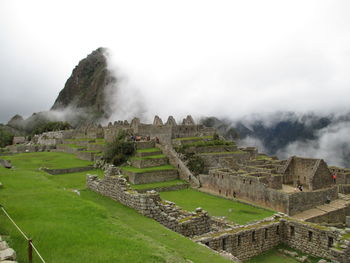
(1, 46), (349, 169)
(201, 112), (350, 167)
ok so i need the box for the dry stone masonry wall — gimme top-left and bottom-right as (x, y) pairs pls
(194, 215), (350, 262)
(87, 164), (210, 237)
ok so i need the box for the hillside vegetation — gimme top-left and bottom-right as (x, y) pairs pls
(0, 152), (230, 263)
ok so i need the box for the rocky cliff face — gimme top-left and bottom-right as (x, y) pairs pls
(51, 47), (115, 120)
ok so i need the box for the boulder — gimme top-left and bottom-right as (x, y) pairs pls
(0, 241), (9, 250)
(0, 248), (16, 261)
(0, 159), (12, 169)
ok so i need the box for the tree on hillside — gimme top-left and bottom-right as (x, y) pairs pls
(0, 128), (14, 148)
(31, 121), (72, 135)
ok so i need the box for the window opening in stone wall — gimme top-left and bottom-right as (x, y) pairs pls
(249, 180), (252, 184)
(264, 229), (268, 239)
(237, 235), (241, 246)
(328, 236), (334, 247)
(222, 238), (227, 251)
(252, 231), (256, 242)
(243, 179), (245, 184)
(308, 231), (313, 242)
(219, 189), (221, 194)
(290, 226), (295, 237)
(276, 225), (280, 235)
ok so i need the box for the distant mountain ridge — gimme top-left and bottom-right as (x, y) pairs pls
(201, 112), (350, 167)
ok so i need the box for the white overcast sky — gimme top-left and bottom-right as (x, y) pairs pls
(1, 0), (350, 123)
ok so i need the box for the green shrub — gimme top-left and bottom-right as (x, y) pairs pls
(187, 155), (205, 175)
(213, 132), (220, 140)
(103, 131), (135, 165)
(0, 128), (14, 147)
(32, 121), (72, 135)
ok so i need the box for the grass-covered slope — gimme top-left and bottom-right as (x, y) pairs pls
(160, 189), (275, 225)
(0, 152), (230, 263)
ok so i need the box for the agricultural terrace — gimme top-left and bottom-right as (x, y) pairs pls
(160, 189), (275, 225)
(0, 152), (230, 263)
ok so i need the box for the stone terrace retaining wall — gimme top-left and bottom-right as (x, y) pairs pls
(282, 219), (349, 262)
(195, 219), (282, 261)
(43, 166), (93, 175)
(123, 169), (178, 184)
(86, 167), (210, 237)
(130, 157), (168, 168)
(136, 183), (189, 193)
(288, 186), (338, 215)
(195, 216), (350, 262)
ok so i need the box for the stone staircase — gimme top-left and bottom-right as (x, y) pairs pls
(292, 194), (350, 223)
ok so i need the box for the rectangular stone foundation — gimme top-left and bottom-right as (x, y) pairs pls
(124, 169), (178, 184)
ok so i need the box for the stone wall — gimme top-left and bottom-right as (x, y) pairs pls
(136, 183), (189, 193)
(43, 166), (93, 175)
(76, 151), (96, 161)
(199, 170), (289, 214)
(338, 185), (350, 194)
(283, 157), (333, 190)
(306, 205), (350, 224)
(123, 169), (178, 184)
(288, 186), (338, 215)
(86, 143), (105, 152)
(86, 170), (211, 237)
(195, 219), (282, 262)
(282, 219), (349, 262)
(7, 144), (55, 153)
(130, 157), (168, 168)
(200, 152), (250, 171)
(199, 169), (340, 216)
(156, 143), (200, 187)
(195, 217), (350, 262)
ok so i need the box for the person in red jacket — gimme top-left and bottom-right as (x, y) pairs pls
(332, 173), (337, 183)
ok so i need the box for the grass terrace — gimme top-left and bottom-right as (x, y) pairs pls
(160, 189), (275, 225)
(199, 150), (245, 155)
(174, 136), (213, 141)
(80, 150), (101, 153)
(131, 154), (166, 160)
(61, 143), (84, 149)
(122, 165), (176, 173)
(136, 147), (161, 153)
(130, 179), (187, 190)
(3, 152), (93, 169)
(64, 138), (94, 142)
(180, 140), (234, 148)
(0, 152), (231, 263)
(246, 244), (322, 263)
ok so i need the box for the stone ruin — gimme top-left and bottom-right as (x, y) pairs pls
(4, 114), (350, 262)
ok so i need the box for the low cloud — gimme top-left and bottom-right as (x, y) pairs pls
(277, 121), (350, 167)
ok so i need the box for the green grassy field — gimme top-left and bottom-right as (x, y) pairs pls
(246, 248), (299, 263)
(130, 154), (166, 160)
(122, 164), (176, 173)
(0, 152), (230, 263)
(246, 245), (322, 263)
(136, 148), (161, 153)
(160, 189), (275, 225)
(174, 136), (213, 141)
(130, 179), (187, 190)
